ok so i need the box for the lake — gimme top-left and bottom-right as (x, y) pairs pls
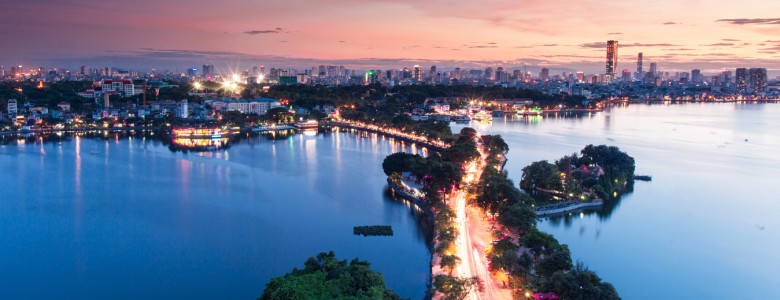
(3, 102), (779, 299)
(455, 102), (780, 299)
(0, 129), (433, 299)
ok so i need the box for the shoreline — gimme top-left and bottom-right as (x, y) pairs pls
(325, 121), (448, 152)
(387, 181), (436, 300)
(534, 200), (603, 217)
(0, 126), (158, 136)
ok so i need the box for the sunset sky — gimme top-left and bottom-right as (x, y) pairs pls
(1, 0), (779, 75)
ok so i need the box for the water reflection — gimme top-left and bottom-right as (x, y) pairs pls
(0, 127), (434, 299)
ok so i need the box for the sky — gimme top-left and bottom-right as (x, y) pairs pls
(1, 0), (780, 75)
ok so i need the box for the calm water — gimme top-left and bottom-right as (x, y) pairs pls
(457, 103), (780, 299)
(0, 130), (432, 299)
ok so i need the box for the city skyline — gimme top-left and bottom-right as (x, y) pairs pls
(2, 0), (780, 74)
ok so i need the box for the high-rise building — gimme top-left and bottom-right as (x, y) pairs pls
(691, 69), (702, 83)
(7, 99), (18, 115)
(622, 69), (632, 82)
(412, 65), (422, 82)
(606, 40), (619, 76)
(495, 67), (505, 82)
(540, 68), (550, 81)
(512, 70), (521, 80)
(178, 100), (188, 118)
(11, 66), (22, 77)
(484, 67), (493, 81)
(736, 68), (749, 93)
(721, 70), (732, 84)
(80, 66), (88, 75)
(576, 72), (584, 82)
(748, 68), (767, 94)
(636, 53), (643, 81)
(364, 70), (378, 85)
(202, 65), (214, 77)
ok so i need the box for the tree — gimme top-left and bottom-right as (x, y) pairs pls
(497, 203), (536, 234)
(266, 107), (295, 124)
(442, 142), (479, 167)
(520, 160), (562, 191)
(541, 263), (620, 300)
(433, 275), (483, 300)
(481, 134), (509, 156)
(259, 251), (403, 300)
(535, 246), (573, 278)
(519, 228), (559, 256)
(381, 152), (420, 176)
(439, 255), (461, 274)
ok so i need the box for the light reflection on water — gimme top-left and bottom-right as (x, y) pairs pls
(0, 130), (433, 300)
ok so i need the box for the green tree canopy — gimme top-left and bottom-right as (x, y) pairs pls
(259, 251), (404, 300)
(520, 160), (562, 191)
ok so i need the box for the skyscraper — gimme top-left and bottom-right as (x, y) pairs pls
(691, 69), (701, 83)
(636, 53), (643, 81)
(736, 68), (748, 93)
(540, 68), (550, 81)
(412, 65), (422, 82)
(748, 68), (767, 94)
(484, 67), (493, 81)
(622, 69), (632, 82)
(606, 40), (618, 76)
(495, 67), (505, 82)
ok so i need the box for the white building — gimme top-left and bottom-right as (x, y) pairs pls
(100, 79), (136, 97)
(177, 100), (188, 118)
(213, 98), (282, 115)
(7, 99), (17, 115)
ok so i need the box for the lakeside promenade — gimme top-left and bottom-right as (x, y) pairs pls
(324, 121), (448, 151)
(0, 126), (157, 136)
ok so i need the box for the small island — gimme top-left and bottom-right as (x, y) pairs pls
(354, 225), (394, 237)
(520, 144), (637, 216)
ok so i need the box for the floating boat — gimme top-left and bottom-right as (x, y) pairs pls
(294, 120), (319, 129)
(452, 115), (471, 123)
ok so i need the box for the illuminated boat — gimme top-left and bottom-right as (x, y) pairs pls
(172, 127), (238, 138)
(294, 120), (319, 129)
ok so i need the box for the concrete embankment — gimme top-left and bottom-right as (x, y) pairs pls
(534, 200), (603, 217)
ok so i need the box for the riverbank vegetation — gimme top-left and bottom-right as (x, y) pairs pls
(472, 135), (620, 299)
(258, 251), (405, 300)
(381, 124), (621, 299)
